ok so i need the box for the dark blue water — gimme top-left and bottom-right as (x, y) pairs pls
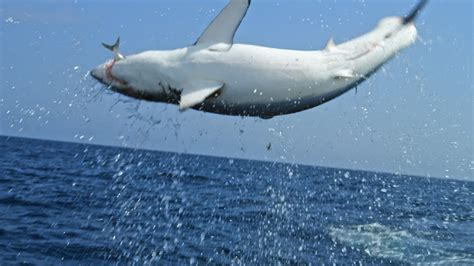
(0, 136), (473, 264)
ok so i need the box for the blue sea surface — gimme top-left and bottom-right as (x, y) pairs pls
(0, 136), (473, 264)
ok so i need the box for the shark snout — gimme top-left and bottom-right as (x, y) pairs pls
(90, 64), (108, 85)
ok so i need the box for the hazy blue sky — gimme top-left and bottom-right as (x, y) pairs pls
(0, 0), (472, 179)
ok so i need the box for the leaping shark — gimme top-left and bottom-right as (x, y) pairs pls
(91, 0), (428, 119)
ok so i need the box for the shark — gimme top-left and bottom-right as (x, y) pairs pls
(91, 0), (428, 119)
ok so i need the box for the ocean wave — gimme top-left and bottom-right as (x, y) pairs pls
(329, 223), (474, 265)
(0, 195), (52, 209)
(2, 137), (473, 264)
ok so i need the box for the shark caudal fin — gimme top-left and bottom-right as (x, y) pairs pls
(403, 0), (429, 24)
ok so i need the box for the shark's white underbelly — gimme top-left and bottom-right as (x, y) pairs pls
(181, 44), (357, 116)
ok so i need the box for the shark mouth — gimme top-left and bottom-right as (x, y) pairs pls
(105, 61), (128, 86)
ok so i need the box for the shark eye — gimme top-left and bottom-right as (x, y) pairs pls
(384, 33), (393, 39)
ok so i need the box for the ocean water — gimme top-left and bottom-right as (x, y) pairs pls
(0, 136), (473, 264)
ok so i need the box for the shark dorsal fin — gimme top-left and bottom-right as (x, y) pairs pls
(194, 0), (251, 51)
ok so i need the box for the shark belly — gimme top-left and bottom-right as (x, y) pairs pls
(187, 44), (357, 117)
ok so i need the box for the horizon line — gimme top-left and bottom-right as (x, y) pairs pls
(1, 134), (471, 183)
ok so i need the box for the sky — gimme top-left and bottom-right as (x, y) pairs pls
(0, 0), (472, 180)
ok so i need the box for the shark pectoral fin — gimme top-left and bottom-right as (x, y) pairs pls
(194, 0), (251, 51)
(334, 69), (356, 80)
(179, 80), (224, 111)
